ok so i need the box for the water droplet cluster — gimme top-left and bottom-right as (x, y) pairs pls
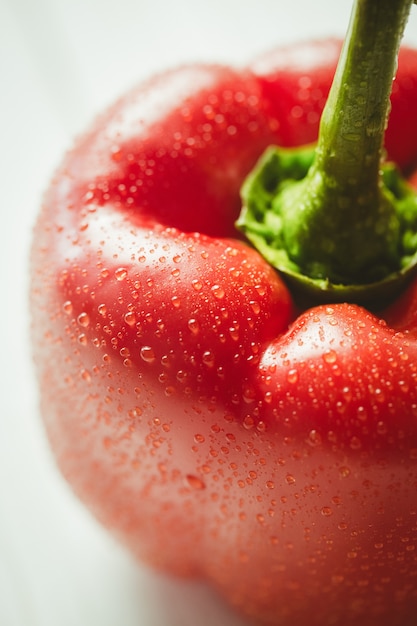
(250, 39), (342, 147)
(259, 304), (417, 454)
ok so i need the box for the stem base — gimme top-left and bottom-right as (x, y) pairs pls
(237, 146), (417, 308)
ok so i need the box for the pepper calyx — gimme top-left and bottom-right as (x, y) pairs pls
(237, 146), (417, 307)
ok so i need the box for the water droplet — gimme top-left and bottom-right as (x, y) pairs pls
(140, 346), (156, 363)
(339, 466), (351, 478)
(321, 506), (333, 517)
(398, 380), (409, 393)
(336, 401), (346, 415)
(228, 326), (239, 341)
(357, 406), (368, 421)
(229, 267), (241, 278)
(287, 369), (299, 384)
(63, 300), (73, 315)
(377, 421), (388, 435)
(191, 279), (203, 292)
(242, 384), (256, 403)
(342, 387), (352, 403)
(78, 333), (87, 346)
(202, 350), (215, 368)
(194, 434), (205, 444)
(254, 284), (266, 297)
(184, 474), (206, 490)
(171, 295), (181, 308)
(175, 370), (186, 384)
(307, 429), (322, 446)
(80, 369), (91, 382)
(77, 312), (90, 327)
(211, 284), (225, 299)
(373, 388), (385, 403)
(115, 267), (128, 281)
(98, 303), (107, 316)
(124, 311), (136, 326)
(243, 415), (255, 430)
(128, 407), (143, 419)
(187, 318), (200, 335)
(285, 474), (296, 486)
(323, 350), (337, 364)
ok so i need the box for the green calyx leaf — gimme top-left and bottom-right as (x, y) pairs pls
(237, 145), (417, 307)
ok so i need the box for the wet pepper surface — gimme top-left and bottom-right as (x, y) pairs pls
(31, 2), (417, 624)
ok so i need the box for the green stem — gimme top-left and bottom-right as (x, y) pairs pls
(237, 0), (417, 306)
(317, 0), (411, 193)
(282, 0), (412, 284)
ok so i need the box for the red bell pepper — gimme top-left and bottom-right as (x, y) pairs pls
(31, 0), (417, 625)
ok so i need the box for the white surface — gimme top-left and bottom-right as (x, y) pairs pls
(1, 1), (417, 625)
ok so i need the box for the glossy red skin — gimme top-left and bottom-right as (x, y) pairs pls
(251, 39), (417, 171)
(31, 40), (417, 626)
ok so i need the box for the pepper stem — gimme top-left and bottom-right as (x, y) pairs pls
(288, 0), (412, 282)
(237, 0), (417, 306)
(318, 0), (412, 191)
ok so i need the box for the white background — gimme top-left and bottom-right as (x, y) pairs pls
(1, 1), (417, 625)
